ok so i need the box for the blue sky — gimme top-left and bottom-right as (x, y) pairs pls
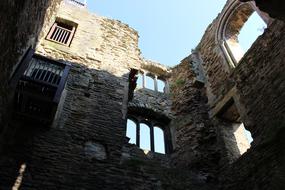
(87, 0), (228, 66)
(86, 1), (263, 148)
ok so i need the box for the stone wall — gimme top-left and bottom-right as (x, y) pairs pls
(0, 2), (190, 190)
(0, 0), (284, 189)
(0, 0), (62, 148)
(169, 54), (224, 182)
(218, 20), (285, 190)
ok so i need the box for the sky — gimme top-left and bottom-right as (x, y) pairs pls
(86, 0), (228, 66)
(84, 0), (263, 151)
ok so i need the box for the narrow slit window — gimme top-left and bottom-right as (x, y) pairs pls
(126, 119), (136, 144)
(140, 123), (151, 150)
(154, 126), (165, 154)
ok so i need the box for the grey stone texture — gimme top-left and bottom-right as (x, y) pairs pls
(0, 0), (284, 189)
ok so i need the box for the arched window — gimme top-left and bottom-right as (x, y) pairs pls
(217, 1), (268, 67)
(126, 119), (137, 144)
(154, 126), (165, 154)
(238, 12), (267, 53)
(140, 123), (151, 151)
(125, 116), (170, 154)
(145, 75), (155, 90)
(157, 79), (165, 93)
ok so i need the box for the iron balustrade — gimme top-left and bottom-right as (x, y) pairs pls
(11, 51), (70, 125)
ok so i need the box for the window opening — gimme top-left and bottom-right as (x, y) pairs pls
(136, 73), (143, 88)
(157, 79), (165, 93)
(46, 20), (76, 46)
(217, 2), (268, 67)
(140, 123), (151, 151)
(217, 98), (252, 158)
(154, 126), (165, 154)
(126, 119), (137, 144)
(145, 75), (155, 90)
(238, 11), (267, 53)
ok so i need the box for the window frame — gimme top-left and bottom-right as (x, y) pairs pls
(134, 70), (168, 93)
(46, 20), (77, 47)
(126, 114), (172, 154)
(216, 0), (269, 68)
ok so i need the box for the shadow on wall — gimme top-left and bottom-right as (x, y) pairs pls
(0, 57), (133, 189)
(0, 0), (62, 146)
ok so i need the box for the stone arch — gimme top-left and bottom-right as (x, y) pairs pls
(216, 0), (268, 67)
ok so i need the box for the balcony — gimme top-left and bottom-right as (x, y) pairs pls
(10, 49), (70, 125)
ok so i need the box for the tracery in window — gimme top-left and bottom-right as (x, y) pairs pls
(217, 1), (268, 67)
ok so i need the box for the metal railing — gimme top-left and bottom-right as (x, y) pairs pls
(66, 0), (87, 7)
(23, 58), (64, 86)
(11, 51), (70, 124)
(47, 24), (74, 46)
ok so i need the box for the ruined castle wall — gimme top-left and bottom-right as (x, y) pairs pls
(36, 1), (142, 76)
(218, 20), (285, 190)
(169, 54), (223, 179)
(0, 2), (186, 190)
(190, 0), (285, 189)
(0, 0), (62, 146)
(169, 0), (284, 189)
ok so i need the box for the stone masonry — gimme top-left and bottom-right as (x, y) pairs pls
(0, 0), (284, 189)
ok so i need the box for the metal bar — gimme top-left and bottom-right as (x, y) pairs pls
(42, 64), (51, 82)
(53, 65), (70, 103)
(27, 60), (37, 77)
(33, 62), (42, 80)
(63, 31), (71, 44)
(47, 66), (55, 83)
(58, 29), (66, 43)
(66, 26), (75, 46)
(38, 62), (47, 80)
(20, 76), (59, 88)
(55, 28), (63, 42)
(52, 67), (61, 85)
(55, 70), (63, 85)
(9, 47), (35, 88)
(46, 23), (57, 40)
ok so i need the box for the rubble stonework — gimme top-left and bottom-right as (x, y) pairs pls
(0, 0), (284, 189)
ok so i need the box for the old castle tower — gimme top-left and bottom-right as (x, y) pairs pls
(0, 0), (284, 189)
